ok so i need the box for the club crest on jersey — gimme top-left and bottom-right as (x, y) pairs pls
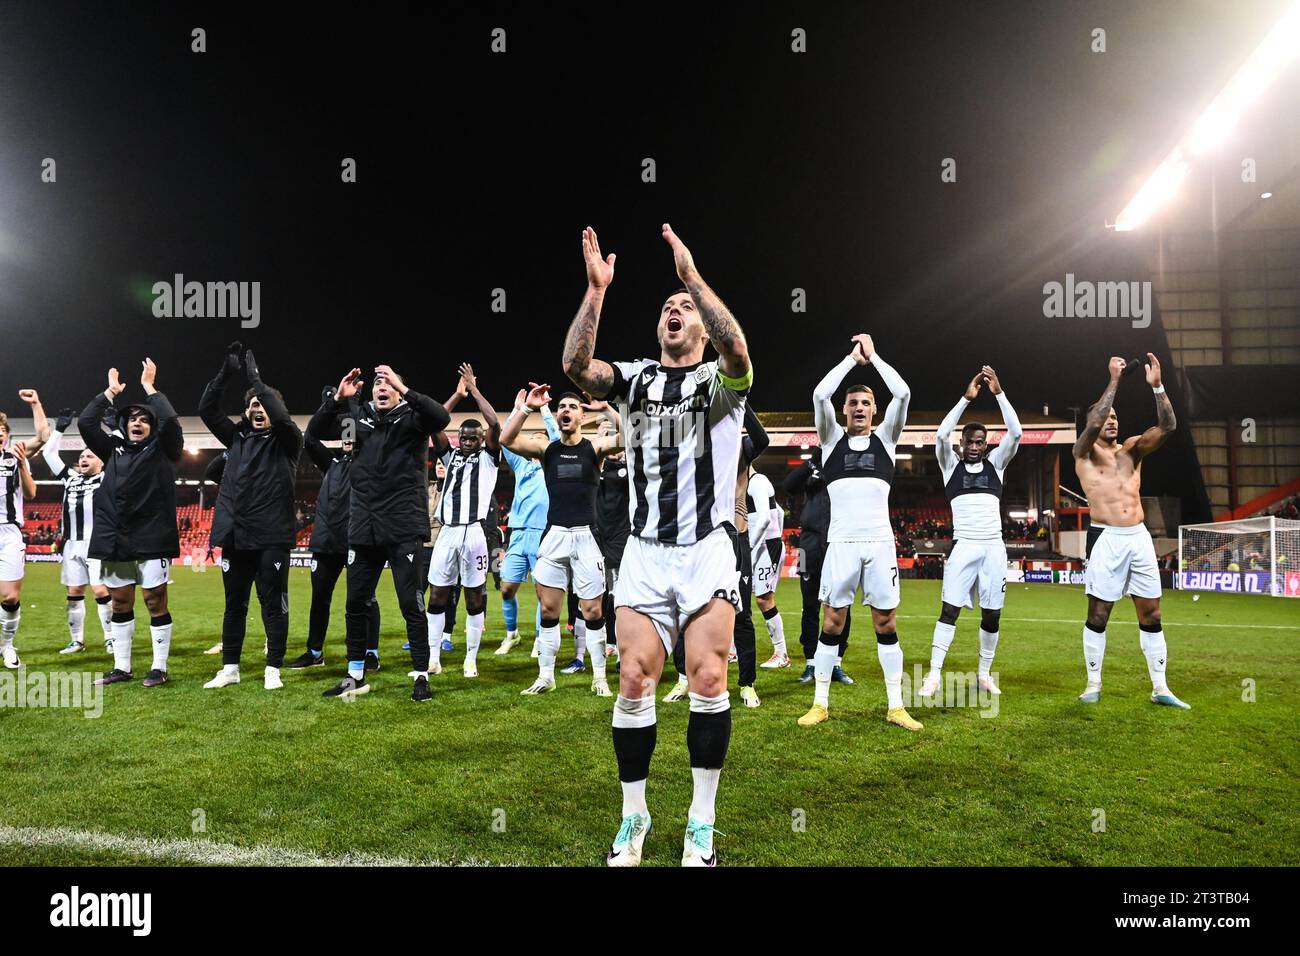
(221, 558), (230, 572)
(693, 366), (712, 385)
(347, 549), (355, 565)
(310, 558), (318, 572)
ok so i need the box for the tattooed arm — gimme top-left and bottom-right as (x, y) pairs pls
(562, 226), (618, 398)
(1072, 356), (1126, 460)
(1129, 352), (1177, 460)
(662, 222), (751, 382)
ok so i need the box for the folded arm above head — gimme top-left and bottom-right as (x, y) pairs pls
(870, 352), (911, 446)
(1129, 353), (1176, 461)
(814, 355), (856, 447)
(148, 391), (186, 463)
(78, 390), (119, 461)
(988, 393), (1023, 471)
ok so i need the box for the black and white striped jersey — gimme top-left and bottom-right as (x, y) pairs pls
(57, 469), (103, 542)
(0, 450), (25, 527)
(609, 358), (752, 546)
(42, 433), (104, 542)
(437, 445), (501, 526)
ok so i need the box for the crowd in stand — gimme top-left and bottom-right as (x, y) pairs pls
(1271, 495), (1299, 521)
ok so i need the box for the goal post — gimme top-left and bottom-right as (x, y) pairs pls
(1176, 517), (1300, 597)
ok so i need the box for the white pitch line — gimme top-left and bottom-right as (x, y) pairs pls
(0, 825), (484, 867)
(895, 614), (1297, 631)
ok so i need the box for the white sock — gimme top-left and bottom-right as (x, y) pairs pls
(612, 695), (654, 816)
(1139, 629), (1168, 691)
(575, 618), (587, 660)
(0, 603), (19, 649)
(150, 618), (173, 672)
(96, 599), (113, 641)
(427, 610), (445, 667)
(978, 628), (999, 677)
(929, 621), (956, 680)
(1083, 626), (1105, 685)
(464, 611), (484, 667)
(586, 621), (607, 682)
(221, 663), (239, 676)
(689, 767), (721, 827)
(877, 640), (904, 709)
(764, 610), (787, 657)
(112, 616), (135, 672)
(538, 621), (560, 681)
(812, 641), (838, 707)
(64, 598), (85, 643)
(621, 779), (648, 817)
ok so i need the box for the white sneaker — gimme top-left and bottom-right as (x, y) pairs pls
(918, 674), (941, 698)
(663, 676), (689, 702)
(203, 667), (240, 689)
(591, 678), (612, 697)
(977, 675), (1002, 696)
(494, 631), (521, 655)
(759, 653), (790, 669)
(606, 811), (652, 867)
(60, 640), (86, 655)
(463, 662), (479, 678)
(521, 677), (555, 695)
(739, 686), (760, 708)
(682, 818), (718, 867)
(203, 642), (223, 655)
(264, 666), (283, 690)
(2, 645), (21, 669)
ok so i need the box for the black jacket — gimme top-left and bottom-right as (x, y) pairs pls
(783, 454), (830, 549)
(303, 430), (353, 555)
(309, 390), (450, 546)
(199, 378), (302, 550)
(79, 391), (183, 561)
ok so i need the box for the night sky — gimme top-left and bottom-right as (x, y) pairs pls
(2, 1), (1294, 520)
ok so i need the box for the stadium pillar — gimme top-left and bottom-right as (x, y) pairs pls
(1053, 453), (1061, 554)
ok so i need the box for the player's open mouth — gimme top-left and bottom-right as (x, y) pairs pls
(666, 316), (683, 333)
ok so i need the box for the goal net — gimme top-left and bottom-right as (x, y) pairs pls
(1177, 517), (1300, 597)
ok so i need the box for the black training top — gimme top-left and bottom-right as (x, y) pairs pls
(543, 437), (598, 528)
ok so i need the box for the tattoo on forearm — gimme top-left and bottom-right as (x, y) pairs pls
(686, 278), (744, 355)
(1156, 391), (1176, 431)
(562, 291), (614, 392)
(1088, 379), (1119, 432)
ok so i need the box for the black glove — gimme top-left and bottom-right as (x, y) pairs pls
(243, 347), (261, 386)
(218, 341), (244, 380)
(55, 407), (76, 432)
(321, 385), (336, 405)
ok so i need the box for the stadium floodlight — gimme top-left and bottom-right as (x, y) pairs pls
(1113, 0), (1300, 231)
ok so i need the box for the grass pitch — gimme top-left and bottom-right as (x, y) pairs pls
(1, 563), (1296, 866)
